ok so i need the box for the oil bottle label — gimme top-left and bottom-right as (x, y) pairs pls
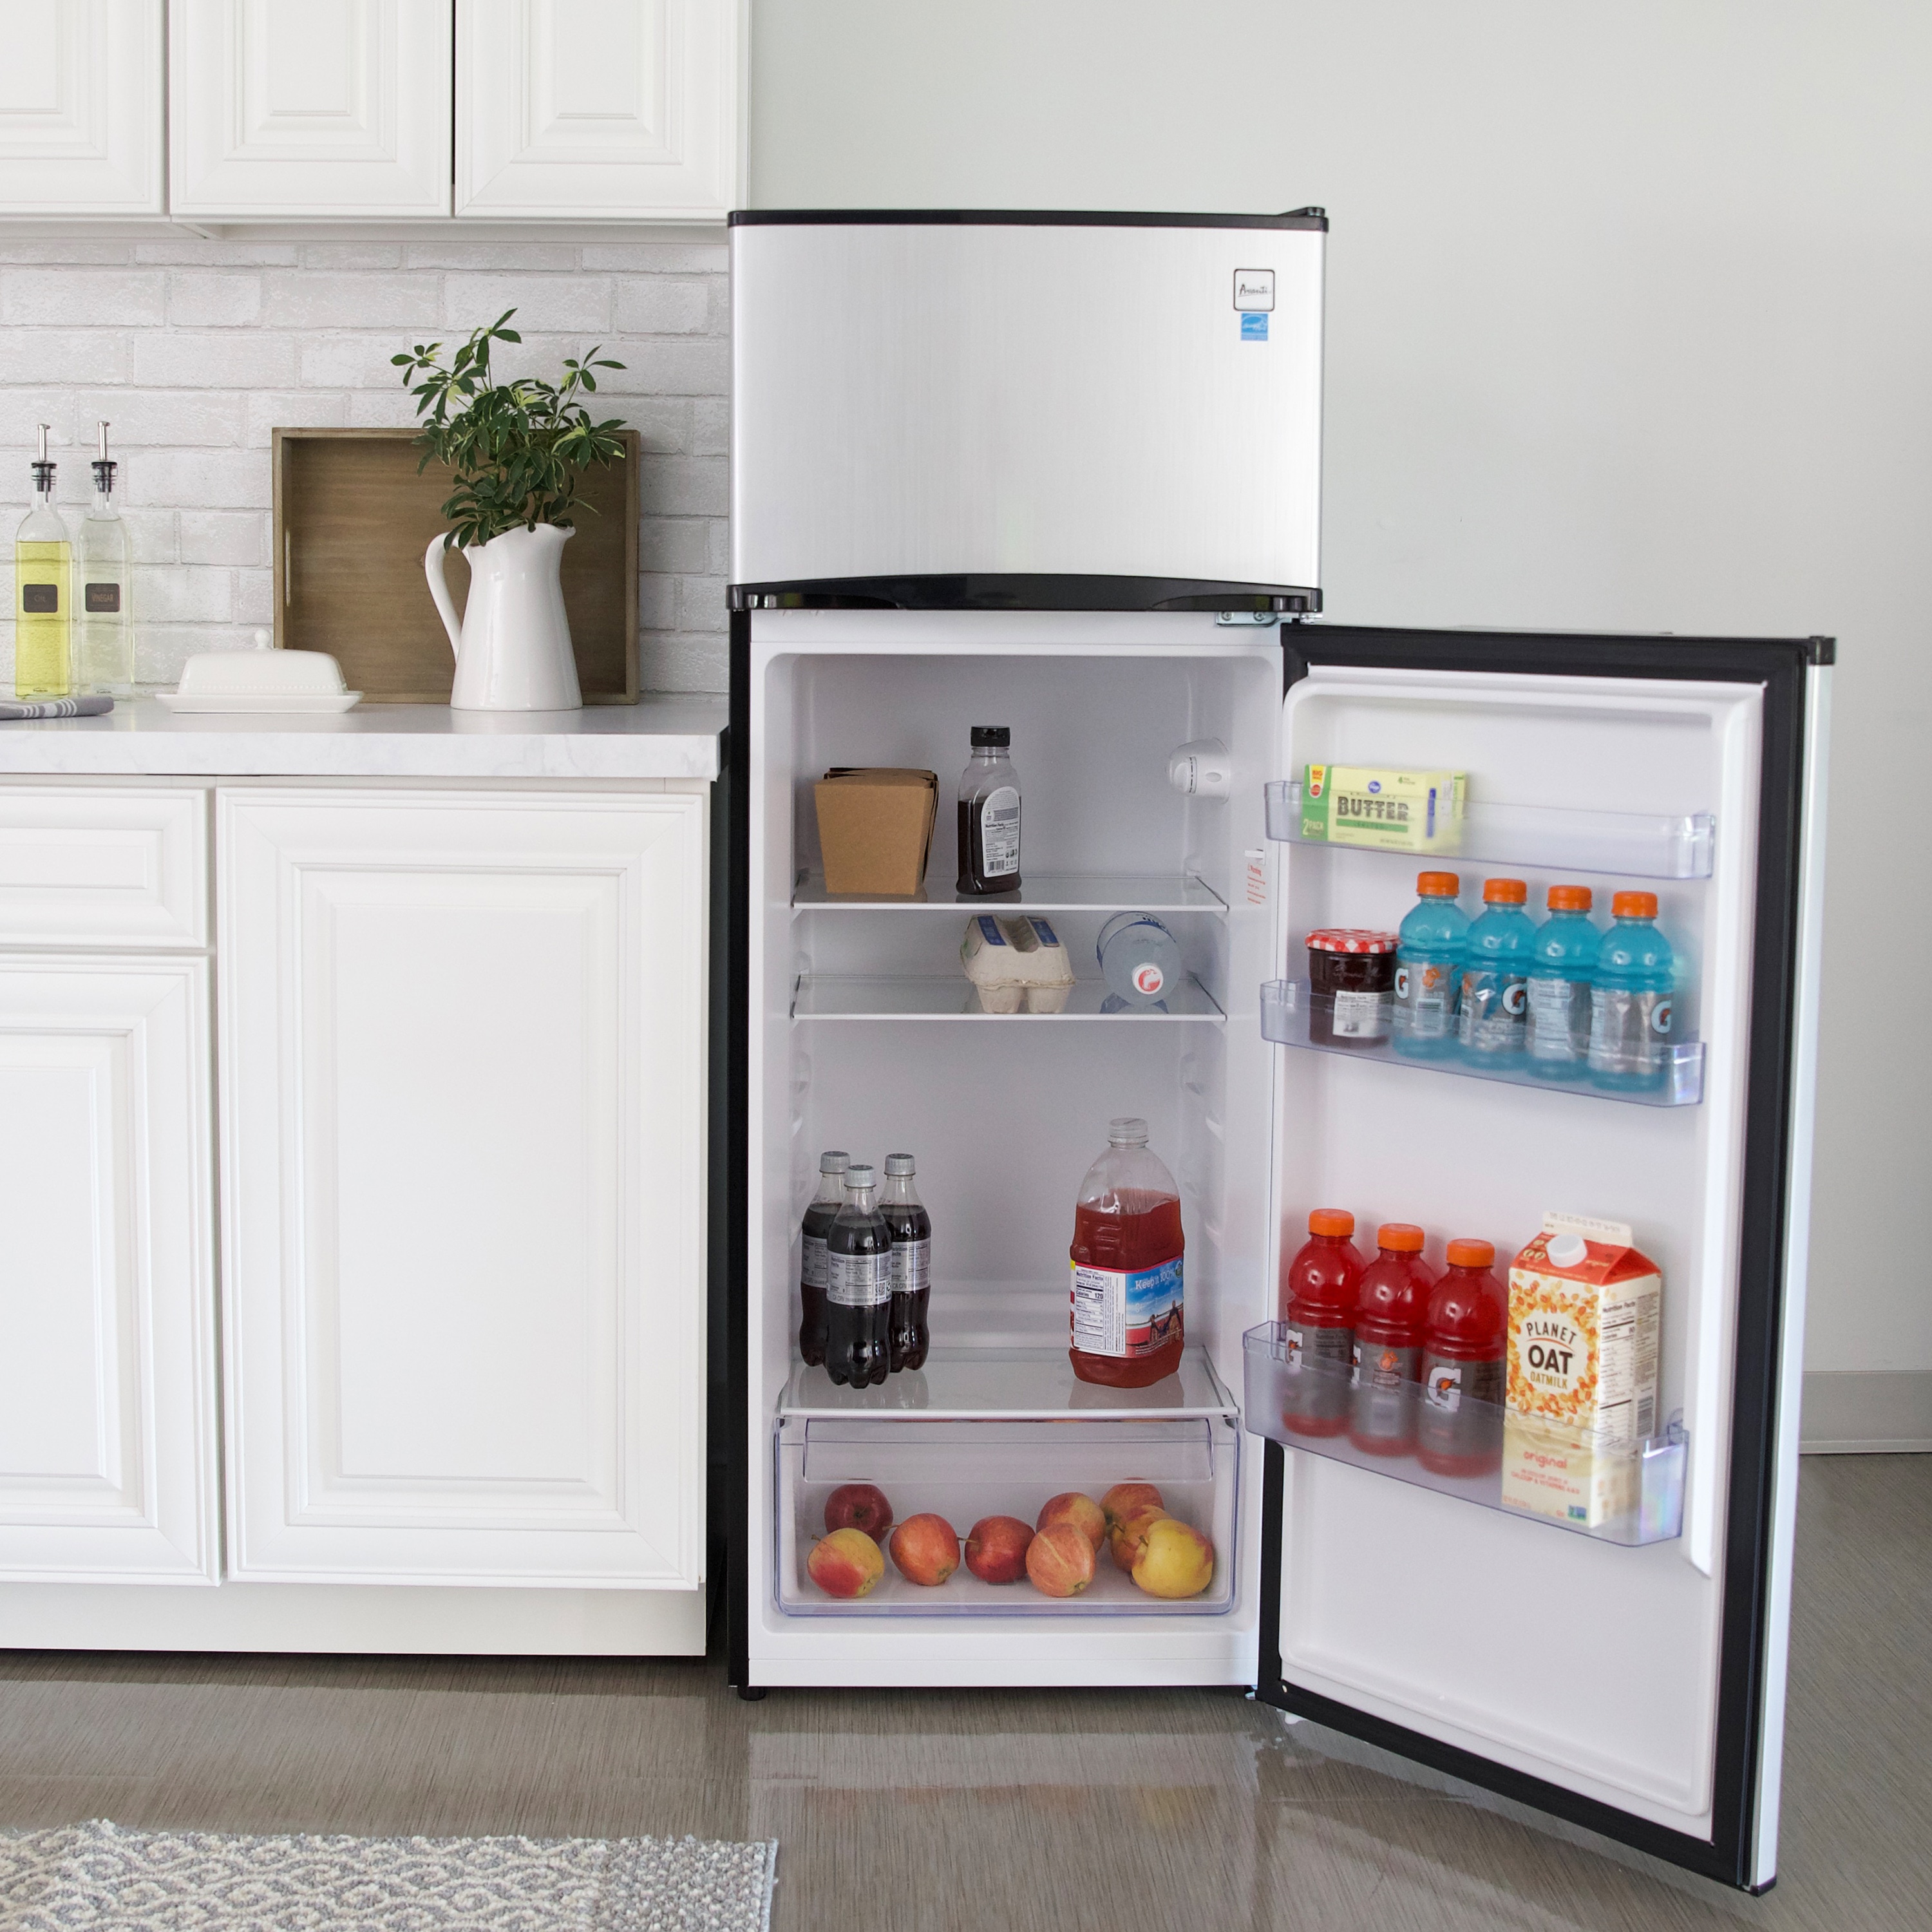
(980, 787), (1020, 876)
(1070, 1255), (1182, 1358)
(800, 1233), (828, 1291)
(826, 1249), (889, 1308)
(890, 1236), (931, 1294)
(21, 584), (57, 614)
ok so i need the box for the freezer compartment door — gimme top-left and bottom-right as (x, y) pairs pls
(1252, 625), (1829, 1891)
(729, 214), (1323, 603)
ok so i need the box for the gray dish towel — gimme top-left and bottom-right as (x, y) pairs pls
(0, 696), (114, 720)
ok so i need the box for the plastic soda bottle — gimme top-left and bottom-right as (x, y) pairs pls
(881, 1151), (933, 1373)
(1392, 871), (1468, 1059)
(1525, 885), (1599, 1080)
(797, 1150), (848, 1367)
(1278, 1208), (1365, 1438)
(1417, 1238), (1508, 1477)
(824, 1163), (891, 1388)
(1589, 891), (1677, 1093)
(1069, 1117), (1184, 1388)
(1349, 1224), (1434, 1457)
(1458, 878), (1536, 1060)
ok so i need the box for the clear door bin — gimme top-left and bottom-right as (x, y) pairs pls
(1258, 978), (1706, 1107)
(1263, 779), (1714, 880)
(776, 1416), (1240, 1615)
(1242, 1323), (1685, 1546)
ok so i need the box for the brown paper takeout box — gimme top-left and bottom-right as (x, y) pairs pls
(813, 768), (938, 896)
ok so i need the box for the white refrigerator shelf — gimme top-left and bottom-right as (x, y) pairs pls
(793, 870), (1227, 913)
(1264, 780), (1716, 880)
(1242, 1323), (1686, 1547)
(793, 973), (1226, 1021)
(1259, 978), (1706, 1106)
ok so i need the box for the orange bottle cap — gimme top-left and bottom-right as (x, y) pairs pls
(1613, 889), (1659, 919)
(1547, 884), (1592, 912)
(1308, 1208), (1355, 1238)
(1445, 1238), (1495, 1269)
(1416, 871), (1460, 896)
(1377, 1222), (1426, 1253)
(1482, 878), (1528, 905)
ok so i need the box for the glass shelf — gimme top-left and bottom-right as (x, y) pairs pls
(1242, 1324), (1685, 1546)
(794, 974), (1226, 1021)
(781, 1345), (1236, 1420)
(1259, 979), (1704, 1106)
(793, 871), (1227, 913)
(1264, 780), (1715, 880)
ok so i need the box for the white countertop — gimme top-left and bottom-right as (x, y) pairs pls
(0, 697), (727, 781)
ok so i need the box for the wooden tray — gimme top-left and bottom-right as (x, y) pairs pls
(272, 427), (640, 704)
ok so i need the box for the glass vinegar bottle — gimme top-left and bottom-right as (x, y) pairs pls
(75, 421), (131, 697)
(14, 423), (71, 699)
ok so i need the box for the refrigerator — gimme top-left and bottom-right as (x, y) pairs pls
(721, 209), (1830, 1894)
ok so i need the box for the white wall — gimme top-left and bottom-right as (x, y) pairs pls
(749, 1), (1932, 1377)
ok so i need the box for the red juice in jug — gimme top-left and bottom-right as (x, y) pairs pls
(1349, 1223), (1434, 1457)
(1069, 1117), (1184, 1388)
(1417, 1238), (1508, 1477)
(1279, 1208), (1365, 1437)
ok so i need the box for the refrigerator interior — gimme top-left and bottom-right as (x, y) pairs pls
(1264, 663), (1765, 1839)
(749, 612), (1282, 1681)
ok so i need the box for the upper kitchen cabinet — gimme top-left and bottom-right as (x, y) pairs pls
(455, 0), (740, 221)
(169, 0), (453, 220)
(0, 0), (164, 216)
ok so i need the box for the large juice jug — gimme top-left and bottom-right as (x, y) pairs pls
(1417, 1238), (1508, 1476)
(1279, 1208), (1365, 1437)
(1349, 1224), (1433, 1456)
(1525, 885), (1599, 1080)
(1588, 891), (1677, 1093)
(1069, 1117), (1184, 1388)
(1392, 871), (1468, 1058)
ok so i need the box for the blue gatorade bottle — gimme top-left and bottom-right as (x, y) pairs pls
(1525, 884), (1600, 1080)
(1458, 878), (1537, 1061)
(1392, 871), (1468, 1059)
(1588, 891), (1676, 1092)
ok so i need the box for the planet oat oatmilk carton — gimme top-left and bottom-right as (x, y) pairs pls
(1501, 1212), (1662, 1529)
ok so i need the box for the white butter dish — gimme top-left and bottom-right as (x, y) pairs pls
(159, 636), (361, 714)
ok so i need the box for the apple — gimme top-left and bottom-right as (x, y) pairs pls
(888, 1512), (961, 1587)
(1036, 1492), (1106, 1553)
(965, 1515), (1034, 1584)
(1131, 1517), (1215, 1600)
(1110, 1502), (1170, 1573)
(1025, 1520), (1096, 1598)
(1101, 1481), (1164, 1540)
(807, 1527), (884, 1598)
(824, 1482), (893, 1541)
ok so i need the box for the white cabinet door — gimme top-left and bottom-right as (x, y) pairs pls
(455, 0), (739, 220)
(169, 0), (453, 218)
(0, 0), (164, 214)
(218, 790), (708, 1587)
(0, 958), (216, 1582)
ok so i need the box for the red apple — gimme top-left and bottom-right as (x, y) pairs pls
(807, 1527), (884, 1598)
(824, 1482), (893, 1541)
(1036, 1492), (1106, 1553)
(1110, 1502), (1170, 1573)
(888, 1512), (961, 1586)
(1025, 1520), (1096, 1598)
(965, 1515), (1034, 1584)
(1101, 1481), (1164, 1534)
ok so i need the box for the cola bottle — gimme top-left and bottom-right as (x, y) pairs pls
(881, 1152), (933, 1372)
(825, 1162), (891, 1388)
(797, 1149), (848, 1367)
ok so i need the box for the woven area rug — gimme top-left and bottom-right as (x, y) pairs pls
(0, 1820), (776, 1932)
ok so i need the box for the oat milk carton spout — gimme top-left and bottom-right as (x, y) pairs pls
(1501, 1212), (1662, 1528)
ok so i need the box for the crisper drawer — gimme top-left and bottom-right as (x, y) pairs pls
(776, 1414), (1239, 1617)
(0, 788), (207, 950)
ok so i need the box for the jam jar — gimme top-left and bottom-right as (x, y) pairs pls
(1306, 929), (1397, 1047)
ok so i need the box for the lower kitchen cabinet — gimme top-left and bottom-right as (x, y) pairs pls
(216, 788), (708, 1588)
(0, 957), (217, 1582)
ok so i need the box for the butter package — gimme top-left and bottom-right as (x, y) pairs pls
(1501, 1212), (1662, 1528)
(1299, 764), (1465, 853)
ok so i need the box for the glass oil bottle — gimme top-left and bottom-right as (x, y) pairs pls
(14, 424), (71, 698)
(75, 420), (131, 697)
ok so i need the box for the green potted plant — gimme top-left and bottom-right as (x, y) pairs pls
(395, 310), (626, 712)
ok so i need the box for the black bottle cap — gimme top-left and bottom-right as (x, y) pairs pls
(970, 726), (1010, 748)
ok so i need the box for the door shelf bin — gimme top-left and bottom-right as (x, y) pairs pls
(1259, 979), (1705, 1107)
(1242, 1324), (1685, 1547)
(1263, 781), (1715, 880)
(775, 1414), (1240, 1616)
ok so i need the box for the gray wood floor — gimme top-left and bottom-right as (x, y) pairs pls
(2, 1455), (1925, 1929)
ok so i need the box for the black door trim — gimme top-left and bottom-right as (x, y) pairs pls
(723, 611), (753, 1689)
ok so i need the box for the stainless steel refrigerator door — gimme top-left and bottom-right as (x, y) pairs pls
(730, 214), (1323, 603)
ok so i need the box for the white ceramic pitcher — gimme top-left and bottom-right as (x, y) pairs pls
(424, 524), (582, 712)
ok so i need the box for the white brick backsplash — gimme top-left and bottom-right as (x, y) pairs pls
(3, 269), (167, 328)
(2, 244), (729, 694)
